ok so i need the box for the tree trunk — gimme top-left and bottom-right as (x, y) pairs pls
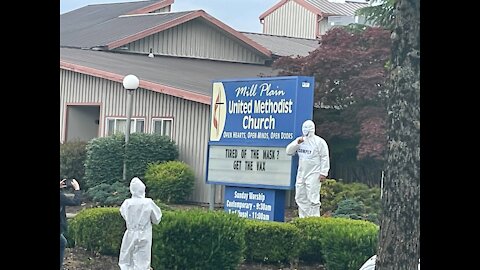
(376, 0), (420, 269)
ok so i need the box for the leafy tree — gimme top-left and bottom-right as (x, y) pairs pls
(356, 0), (396, 30)
(375, 0), (420, 269)
(273, 26), (391, 162)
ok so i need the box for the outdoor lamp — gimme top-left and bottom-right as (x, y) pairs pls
(122, 74), (139, 181)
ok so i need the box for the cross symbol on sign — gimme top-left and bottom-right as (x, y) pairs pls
(213, 91), (225, 137)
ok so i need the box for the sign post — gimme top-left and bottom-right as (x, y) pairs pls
(206, 76), (314, 221)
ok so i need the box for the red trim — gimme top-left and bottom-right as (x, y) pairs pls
(259, 0), (323, 19)
(259, 0), (288, 20)
(60, 61), (211, 105)
(127, 0), (174, 15)
(65, 102), (102, 106)
(63, 103), (103, 141)
(296, 0), (324, 16)
(103, 116), (147, 136)
(108, 10), (271, 58)
(150, 116), (175, 136)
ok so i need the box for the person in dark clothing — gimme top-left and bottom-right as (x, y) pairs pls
(60, 178), (82, 270)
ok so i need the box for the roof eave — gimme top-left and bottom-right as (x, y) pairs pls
(106, 11), (200, 50)
(259, 0), (288, 20)
(126, 0), (175, 15)
(259, 0), (324, 20)
(60, 60), (211, 105)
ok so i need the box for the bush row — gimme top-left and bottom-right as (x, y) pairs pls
(61, 134), (195, 205)
(68, 207), (378, 270)
(61, 138), (381, 218)
(60, 133), (178, 188)
(84, 161), (195, 206)
(84, 133), (179, 189)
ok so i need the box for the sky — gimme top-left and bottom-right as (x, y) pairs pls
(60, 0), (279, 33)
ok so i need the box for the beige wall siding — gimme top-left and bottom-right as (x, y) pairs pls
(60, 69), (220, 204)
(263, 1), (317, 39)
(120, 19), (266, 64)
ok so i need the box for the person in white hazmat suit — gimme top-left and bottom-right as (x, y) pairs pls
(119, 177), (162, 270)
(286, 120), (330, 218)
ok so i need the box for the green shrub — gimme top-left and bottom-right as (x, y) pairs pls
(320, 179), (340, 214)
(321, 179), (381, 224)
(69, 207), (125, 256)
(60, 140), (88, 184)
(152, 209), (246, 270)
(244, 220), (300, 265)
(85, 181), (130, 206)
(84, 135), (124, 188)
(84, 133), (178, 189)
(125, 133), (179, 180)
(290, 217), (326, 263)
(333, 198), (366, 220)
(291, 217), (378, 269)
(145, 161), (194, 203)
(319, 218), (378, 270)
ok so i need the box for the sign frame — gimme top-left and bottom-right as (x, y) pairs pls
(206, 76), (313, 190)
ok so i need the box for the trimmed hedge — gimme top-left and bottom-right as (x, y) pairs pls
(319, 218), (378, 270)
(84, 135), (124, 188)
(69, 207), (125, 256)
(244, 219), (300, 265)
(68, 207), (377, 269)
(84, 133), (178, 188)
(145, 161), (195, 203)
(290, 217), (326, 263)
(152, 209), (246, 270)
(291, 217), (378, 269)
(125, 133), (179, 180)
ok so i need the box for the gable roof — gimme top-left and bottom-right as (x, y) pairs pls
(61, 11), (193, 49)
(60, 48), (278, 104)
(60, 1), (171, 37)
(242, 32), (319, 57)
(61, 9), (272, 58)
(259, 0), (368, 19)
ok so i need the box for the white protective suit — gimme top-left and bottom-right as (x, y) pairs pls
(358, 255), (420, 270)
(286, 120), (330, 218)
(119, 177), (162, 270)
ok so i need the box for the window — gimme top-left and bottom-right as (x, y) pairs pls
(152, 118), (173, 137)
(105, 118), (145, 136)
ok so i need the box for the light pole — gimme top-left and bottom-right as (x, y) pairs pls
(122, 74), (139, 181)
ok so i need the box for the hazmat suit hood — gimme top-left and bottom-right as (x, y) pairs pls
(129, 177), (146, 198)
(302, 120), (316, 137)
